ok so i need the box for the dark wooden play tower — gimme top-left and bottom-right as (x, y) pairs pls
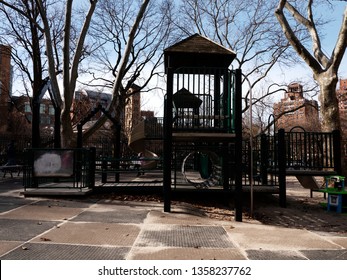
(163, 34), (243, 221)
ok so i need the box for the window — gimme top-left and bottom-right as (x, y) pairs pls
(49, 105), (54, 115)
(40, 104), (46, 114)
(24, 102), (31, 113)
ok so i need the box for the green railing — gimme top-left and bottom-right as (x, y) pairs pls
(171, 67), (236, 133)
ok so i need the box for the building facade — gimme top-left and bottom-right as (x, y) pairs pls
(0, 45), (12, 132)
(0, 44), (151, 141)
(273, 82), (320, 132)
(337, 79), (347, 139)
(123, 85), (141, 136)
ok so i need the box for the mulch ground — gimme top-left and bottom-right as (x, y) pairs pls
(104, 179), (347, 235)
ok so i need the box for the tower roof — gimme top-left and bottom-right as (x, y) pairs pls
(164, 34), (236, 71)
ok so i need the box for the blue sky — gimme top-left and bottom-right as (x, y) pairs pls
(262, 1), (347, 103)
(317, 1), (346, 78)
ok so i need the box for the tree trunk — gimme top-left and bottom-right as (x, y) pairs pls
(61, 109), (75, 147)
(315, 72), (346, 176)
(316, 72), (340, 132)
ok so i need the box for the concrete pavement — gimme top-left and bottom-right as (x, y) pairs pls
(0, 177), (346, 260)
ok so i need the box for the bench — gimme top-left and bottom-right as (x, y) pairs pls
(0, 165), (23, 178)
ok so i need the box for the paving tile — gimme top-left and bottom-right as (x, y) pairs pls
(300, 249), (347, 260)
(129, 247), (246, 260)
(0, 196), (33, 213)
(0, 241), (23, 256)
(0, 219), (58, 241)
(31, 222), (141, 246)
(146, 209), (227, 226)
(1, 243), (130, 260)
(32, 199), (97, 208)
(246, 249), (306, 260)
(71, 208), (149, 224)
(135, 224), (234, 248)
(326, 237), (347, 248)
(226, 223), (341, 250)
(0, 205), (85, 221)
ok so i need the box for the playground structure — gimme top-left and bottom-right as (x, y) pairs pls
(20, 34), (344, 219)
(161, 34), (243, 218)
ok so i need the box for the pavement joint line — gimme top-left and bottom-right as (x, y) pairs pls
(0, 198), (43, 216)
(305, 229), (347, 249)
(125, 210), (151, 260)
(223, 225), (249, 259)
(294, 250), (309, 260)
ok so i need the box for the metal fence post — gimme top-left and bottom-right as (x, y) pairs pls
(101, 158), (107, 184)
(89, 147), (96, 188)
(260, 133), (268, 185)
(234, 68), (243, 222)
(333, 130), (342, 175)
(278, 129), (286, 207)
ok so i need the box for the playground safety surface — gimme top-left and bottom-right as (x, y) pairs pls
(0, 177), (346, 260)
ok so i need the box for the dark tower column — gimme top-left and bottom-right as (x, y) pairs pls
(163, 66), (173, 212)
(234, 68), (243, 222)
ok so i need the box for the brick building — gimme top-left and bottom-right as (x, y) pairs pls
(0, 45), (12, 132)
(273, 82), (320, 132)
(336, 79), (347, 139)
(74, 85), (148, 138)
(123, 85), (141, 138)
(10, 95), (55, 136)
(0, 43), (152, 140)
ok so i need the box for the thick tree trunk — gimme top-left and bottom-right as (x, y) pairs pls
(61, 109), (74, 147)
(316, 72), (346, 176)
(316, 72), (340, 132)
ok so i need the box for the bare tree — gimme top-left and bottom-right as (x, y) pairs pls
(0, 0), (54, 147)
(275, 0), (347, 132)
(175, 0), (297, 114)
(39, 0), (97, 147)
(81, 0), (173, 141)
(1, 0), (173, 148)
(0, 0), (95, 147)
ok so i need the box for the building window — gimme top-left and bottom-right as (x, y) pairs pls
(40, 115), (51, 125)
(40, 104), (46, 114)
(49, 105), (54, 115)
(24, 102), (31, 113)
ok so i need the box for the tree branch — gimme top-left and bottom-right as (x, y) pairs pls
(275, 1), (324, 74)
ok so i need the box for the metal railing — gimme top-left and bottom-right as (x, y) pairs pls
(284, 131), (339, 171)
(171, 67), (235, 133)
(95, 156), (162, 184)
(254, 130), (341, 176)
(23, 148), (95, 190)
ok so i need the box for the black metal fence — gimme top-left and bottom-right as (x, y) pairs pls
(252, 130), (341, 176)
(144, 117), (164, 139)
(2, 129), (343, 194)
(243, 135), (280, 187)
(171, 67), (235, 133)
(284, 130), (340, 171)
(23, 148), (95, 190)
